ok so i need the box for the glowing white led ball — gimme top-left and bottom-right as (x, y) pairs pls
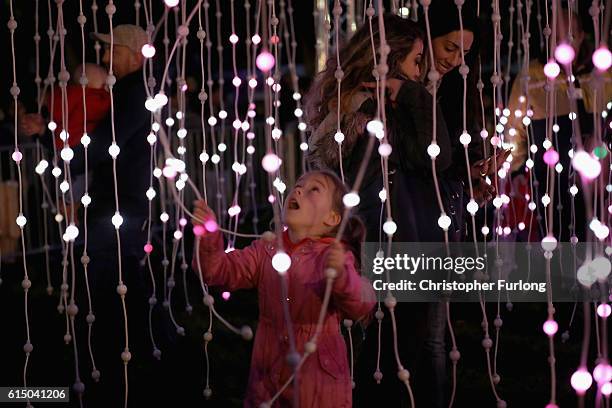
(16, 215), (27, 228)
(343, 192), (360, 208)
(141, 44), (156, 58)
(437, 214), (451, 230)
(571, 369), (593, 394)
(81, 194), (91, 207)
(146, 188), (156, 201)
(111, 212), (123, 229)
(590, 256), (611, 280)
(108, 142), (120, 158)
(60, 147), (74, 162)
(383, 220), (397, 236)
(334, 132), (345, 143)
(378, 143), (392, 157)
(540, 235), (557, 252)
(272, 251), (291, 274)
(35, 159), (49, 175)
(427, 143), (440, 158)
(228, 205), (241, 217)
(262, 153), (282, 173)
(459, 132), (471, 146)
(63, 224), (80, 242)
(466, 199), (478, 215)
(366, 119), (383, 137)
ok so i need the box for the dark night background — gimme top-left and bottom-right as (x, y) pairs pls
(0, 0), (606, 407)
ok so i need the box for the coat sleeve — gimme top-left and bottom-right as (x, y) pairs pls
(192, 230), (261, 291)
(330, 250), (376, 321)
(392, 80), (453, 172)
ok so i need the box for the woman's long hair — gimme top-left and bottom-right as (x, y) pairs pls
(304, 14), (424, 131)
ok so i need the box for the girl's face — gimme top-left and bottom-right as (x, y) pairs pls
(283, 173), (340, 237)
(398, 38), (424, 81)
(431, 30), (474, 76)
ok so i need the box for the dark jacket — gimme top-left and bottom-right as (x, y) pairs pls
(308, 80), (467, 242)
(41, 69), (150, 252)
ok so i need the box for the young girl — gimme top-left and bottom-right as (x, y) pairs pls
(192, 170), (375, 407)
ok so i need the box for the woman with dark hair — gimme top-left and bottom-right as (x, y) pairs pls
(305, 3), (495, 407)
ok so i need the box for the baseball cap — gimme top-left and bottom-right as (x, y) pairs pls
(90, 24), (148, 54)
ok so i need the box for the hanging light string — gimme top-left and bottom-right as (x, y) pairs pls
(244, 0), (262, 235)
(92, 0), (101, 64)
(141, 0), (162, 361)
(142, 0), (258, 339)
(455, 1), (504, 405)
(333, 0), (346, 182)
(76, 0), (100, 385)
(214, 1), (229, 229)
(204, 0), (224, 220)
(102, 2), (133, 406)
(227, 0), (247, 251)
(282, 0), (308, 173)
(197, 0), (209, 203)
(7, 1), (34, 405)
(33, 0), (54, 299)
(362, 1), (387, 387)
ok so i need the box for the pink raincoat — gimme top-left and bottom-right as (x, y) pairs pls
(194, 230), (376, 407)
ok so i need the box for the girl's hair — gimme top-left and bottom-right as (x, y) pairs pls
(303, 170), (366, 268)
(304, 14), (424, 131)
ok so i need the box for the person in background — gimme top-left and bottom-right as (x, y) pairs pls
(49, 63), (111, 149)
(507, 8), (612, 242)
(20, 24), (154, 407)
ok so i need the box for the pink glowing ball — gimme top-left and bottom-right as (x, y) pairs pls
(602, 382), (612, 396)
(542, 319), (558, 336)
(144, 243), (153, 254)
(12, 150), (22, 162)
(256, 51), (275, 72)
(592, 46), (612, 71)
(554, 43), (575, 65)
(141, 44), (156, 58)
(545, 404), (559, 408)
(571, 369), (593, 394)
(593, 363), (612, 384)
(268, 194), (276, 204)
(179, 217), (187, 227)
(597, 303), (611, 318)
(543, 60), (561, 79)
(222, 291), (231, 301)
(193, 225), (205, 237)
(543, 149), (559, 166)
(204, 219), (218, 233)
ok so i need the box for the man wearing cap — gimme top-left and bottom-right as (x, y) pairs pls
(21, 24), (153, 406)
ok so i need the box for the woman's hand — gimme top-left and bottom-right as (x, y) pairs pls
(361, 78), (405, 102)
(326, 241), (346, 275)
(472, 181), (496, 207)
(19, 113), (46, 137)
(470, 148), (512, 179)
(192, 200), (217, 227)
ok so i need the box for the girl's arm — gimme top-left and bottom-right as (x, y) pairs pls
(192, 200), (261, 291)
(327, 243), (376, 320)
